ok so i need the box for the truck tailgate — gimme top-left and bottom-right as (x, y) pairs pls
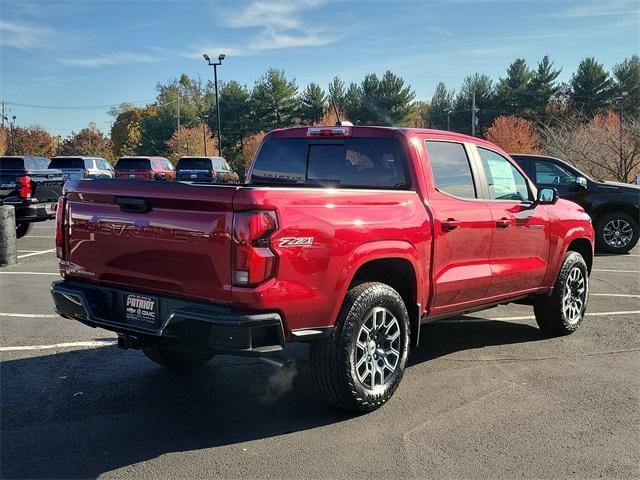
(63, 179), (237, 303)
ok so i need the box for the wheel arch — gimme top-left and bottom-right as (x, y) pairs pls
(331, 241), (424, 341)
(567, 238), (593, 273)
(593, 203), (639, 225)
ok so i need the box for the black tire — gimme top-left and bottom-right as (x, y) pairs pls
(595, 212), (639, 254)
(142, 344), (214, 369)
(16, 222), (32, 239)
(309, 282), (410, 413)
(534, 251), (589, 336)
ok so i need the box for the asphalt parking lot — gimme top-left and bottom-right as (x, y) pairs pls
(1, 220), (639, 479)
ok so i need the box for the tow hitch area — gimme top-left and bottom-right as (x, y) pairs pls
(117, 334), (141, 350)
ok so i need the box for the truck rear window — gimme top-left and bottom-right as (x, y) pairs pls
(0, 157), (25, 170)
(116, 158), (151, 170)
(176, 158), (212, 170)
(49, 158), (86, 169)
(251, 138), (410, 189)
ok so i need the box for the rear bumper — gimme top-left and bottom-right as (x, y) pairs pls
(50, 280), (285, 355)
(12, 203), (55, 223)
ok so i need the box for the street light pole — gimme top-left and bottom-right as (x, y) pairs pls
(9, 115), (16, 155)
(203, 53), (225, 156)
(202, 114), (209, 156)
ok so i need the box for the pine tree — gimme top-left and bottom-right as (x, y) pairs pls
(428, 82), (455, 129)
(528, 56), (562, 124)
(495, 58), (532, 117)
(298, 83), (326, 125)
(250, 69), (299, 131)
(570, 57), (612, 116)
(612, 55), (640, 118)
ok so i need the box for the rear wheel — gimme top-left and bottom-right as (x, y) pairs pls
(16, 222), (32, 239)
(534, 251), (589, 335)
(596, 212), (639, 254)
(142, 344), (214, 369)
(309, 282), (410, 413)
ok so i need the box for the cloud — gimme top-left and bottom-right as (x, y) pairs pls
(58, 52), (159, 68)
(556, 0), (638, 17)
(0, 19), (57, 51)
(186, 0), (337, 58)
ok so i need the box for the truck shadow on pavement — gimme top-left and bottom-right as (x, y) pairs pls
(1, 318), (544, 479)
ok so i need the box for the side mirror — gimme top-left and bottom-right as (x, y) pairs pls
(537, 187), (558, 205)
(576, 176), (588, 189)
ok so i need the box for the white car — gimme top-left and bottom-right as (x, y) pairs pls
(49, 156), (114, 181)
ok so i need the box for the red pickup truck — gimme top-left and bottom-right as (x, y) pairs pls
(51, 126), (594, 412)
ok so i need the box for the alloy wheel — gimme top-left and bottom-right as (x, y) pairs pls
(355, 307), (401, 390)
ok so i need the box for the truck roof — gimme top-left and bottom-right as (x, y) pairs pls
(270, 125), (508, 155)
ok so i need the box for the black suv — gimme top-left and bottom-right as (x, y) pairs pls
(511, 154), (640, 254)
(0, 156), (64, 238)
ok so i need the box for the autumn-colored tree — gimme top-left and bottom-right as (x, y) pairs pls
(485, 115), (540, 154)
(540, 111), (640, 183)
(58, 123), (114, 162)
(313, 107), (347, 126)
(111, 105), (156, 157)
(0, 126), (7, 155)
(11, 125), (58, 157)
(242, 131), (266, 173)
(165, 124), (217, 162)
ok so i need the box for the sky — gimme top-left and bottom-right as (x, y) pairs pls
(0, 0), (638, 137)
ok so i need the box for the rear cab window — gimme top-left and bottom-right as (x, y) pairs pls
(177, 158), (213, 170)
(49, 158), (85, 169)
(0, 157), (26, 170)
(251, 137), (410, 189)
(116, 158), (151, 170)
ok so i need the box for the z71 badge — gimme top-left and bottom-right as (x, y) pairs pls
(278, 237), (314, 247)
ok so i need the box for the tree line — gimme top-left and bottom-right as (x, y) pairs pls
(1, 54), (638, 180)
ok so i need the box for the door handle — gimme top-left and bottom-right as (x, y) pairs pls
(442, 218), (460, 231)
(496, 217), (511, 228)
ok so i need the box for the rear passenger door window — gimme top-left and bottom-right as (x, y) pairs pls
(425, 141), (477, 199)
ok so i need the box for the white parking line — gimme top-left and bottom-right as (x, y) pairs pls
(593, 269), (640, 273)
(0, 313), (57, 318)
(590, 293), (640, 298)
(17, 250), (42, 253)
(17, 249), (55, 259)
(0, 272), (59, 276)
(441, 310), (640, 323)
(0, 340), (116, 352)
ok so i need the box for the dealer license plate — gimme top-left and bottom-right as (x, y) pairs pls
(125, 294), (158, 325)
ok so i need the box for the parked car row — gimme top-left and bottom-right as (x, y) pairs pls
(0, 155), (239, 238)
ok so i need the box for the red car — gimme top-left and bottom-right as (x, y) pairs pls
(52, 126), (594, 412)
(114, 156), (175, 181)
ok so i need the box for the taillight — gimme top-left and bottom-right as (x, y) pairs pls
(232, 211), (278, 286)
(17, 176), (31, 199)
(55, 197), (66, 259)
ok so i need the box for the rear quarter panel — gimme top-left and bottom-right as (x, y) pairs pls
(231, 187), (431, 333)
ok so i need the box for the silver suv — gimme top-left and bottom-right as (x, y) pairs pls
(49, 156), (114, 181)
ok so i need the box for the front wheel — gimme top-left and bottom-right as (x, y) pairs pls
(534, 251), (589, 336)
(142, 344), (214, 369)
(16, 222), (32, 239)
(309, 282), (410, 413)
(596, 212), (639, 254)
